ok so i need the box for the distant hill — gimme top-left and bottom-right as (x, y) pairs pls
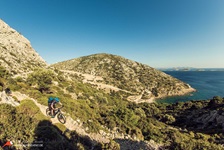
(0, 19), (47, 75)
(51, 53), (195, 102)
(158, 67), (224, 71)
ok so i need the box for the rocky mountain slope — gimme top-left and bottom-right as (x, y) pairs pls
(1, 19), (223, 150)
(52, 53), (195, 102)
(0, 19), (46, 75)
(170, 96), (224, 134)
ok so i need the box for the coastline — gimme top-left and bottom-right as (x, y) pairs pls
(127, 87), (196, 104)
(154, 87), (197, 103)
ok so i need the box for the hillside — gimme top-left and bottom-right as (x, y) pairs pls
(0, 19), (47, 75)
(52, 53), (195, 102)
(0, 19), (223, 150)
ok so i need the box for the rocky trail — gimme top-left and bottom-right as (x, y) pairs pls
(60, 69), (132, 94)
(60, 70), (155, 103)
(3, 91), (110, 143)
(0, 91), (159, 149)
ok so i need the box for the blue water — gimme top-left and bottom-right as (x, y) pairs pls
(157, 71), (224, 103)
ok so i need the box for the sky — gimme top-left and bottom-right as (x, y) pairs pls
(1, 0), (224, 68)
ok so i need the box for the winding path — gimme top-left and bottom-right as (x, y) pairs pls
(11, 92), (110, 143)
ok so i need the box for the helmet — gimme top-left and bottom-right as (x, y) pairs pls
(54, 97), (60, 102)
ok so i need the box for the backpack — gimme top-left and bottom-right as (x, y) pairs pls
(48, 97), (54, 103)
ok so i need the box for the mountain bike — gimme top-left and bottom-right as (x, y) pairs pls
(46, 107), (66, 124)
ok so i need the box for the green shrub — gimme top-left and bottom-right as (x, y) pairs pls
(208, 96), (224, 107)
(66, 85), (75, 93)
(27, 69), (55, 93)
(102, 140), (120, 150)
(0, 77), (6, 89)
(15, 76), (24, 82)
(162, 114), (176, 124)
(0, 104), (36, 143)
(8, 78), (21, 91)
(0, 66), (10, 78)
(26, 89), (42, 99)
(134, 107), (146, 118)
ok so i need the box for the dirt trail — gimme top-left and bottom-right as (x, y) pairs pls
(127, 90), (154, 103)
(12, 92), (110, 143)
(60, 70), (155, 104)
(2, 92), (161, 149)
(60, 69), (132, 94)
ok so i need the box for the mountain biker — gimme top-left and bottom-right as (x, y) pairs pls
(48, 97), (63, 118)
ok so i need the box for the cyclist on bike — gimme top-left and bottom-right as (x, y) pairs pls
(48, 97), (63, 118)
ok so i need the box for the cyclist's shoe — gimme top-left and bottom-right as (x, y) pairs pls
(51, 115), (55, 118)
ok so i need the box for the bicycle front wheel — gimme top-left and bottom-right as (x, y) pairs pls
(57, 113), (66, 124)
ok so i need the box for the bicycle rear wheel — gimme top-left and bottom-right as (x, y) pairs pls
(57, 113), (66, 124)
(46, 108), (51, 116)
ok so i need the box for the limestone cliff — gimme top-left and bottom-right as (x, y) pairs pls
(0, 19), (47, 74)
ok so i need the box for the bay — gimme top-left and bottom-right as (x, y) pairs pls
(157, 71), (224, 103)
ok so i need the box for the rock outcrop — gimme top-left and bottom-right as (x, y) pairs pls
(0, 91), (19, 106)
(0, 19), (47, 74)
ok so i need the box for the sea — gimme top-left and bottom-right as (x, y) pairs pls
(157, 71), (224, 104)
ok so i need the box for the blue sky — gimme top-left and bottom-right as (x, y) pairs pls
(1, 0), (224, 68)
